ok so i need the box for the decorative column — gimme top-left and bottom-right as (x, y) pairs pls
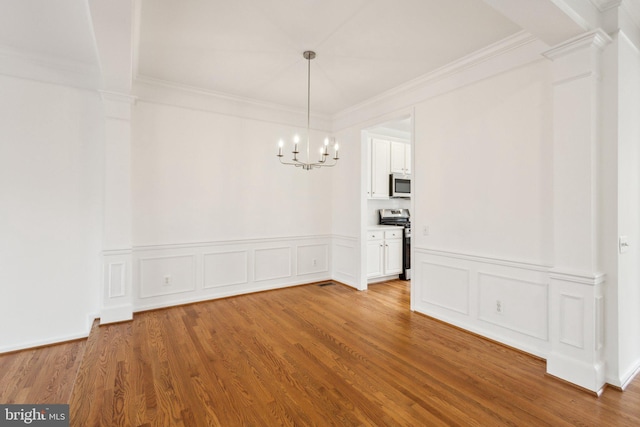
(543, 29), (612, 393)
(99, 91), (136, 324)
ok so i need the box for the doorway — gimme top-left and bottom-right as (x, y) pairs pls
(359, 114), (414, 291)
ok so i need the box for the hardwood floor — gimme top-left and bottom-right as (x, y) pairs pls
(0, 339), (85, 405)
(2, 280), (640, 426)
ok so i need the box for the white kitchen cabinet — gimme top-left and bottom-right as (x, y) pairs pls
(390, 141), (411, 175)
(366, 231), (384, 278)
(384, 236), (403, 274)
(405, 144), (411, 175)
(368, 138), (410, 199)
(367, 229), (403, 279)
(370, 138), (390, 199)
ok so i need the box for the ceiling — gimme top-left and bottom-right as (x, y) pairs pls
(1, 0), (524, 116)
(136, 0), (521, 115)
(0, 0), (97, 65)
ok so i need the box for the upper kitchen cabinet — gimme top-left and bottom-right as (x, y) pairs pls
(369, 138), (391, 199)
(390, 141), (411, 175)
(367, 137), (410, 199)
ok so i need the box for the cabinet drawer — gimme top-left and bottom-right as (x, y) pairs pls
(367, 231), (383, 240)
(384, 229), (403, 239)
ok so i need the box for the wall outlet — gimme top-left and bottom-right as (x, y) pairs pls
(164, 275), (171, 286)
(496, 300), (503, 314)
(312, 259), (317, 266)
(423, 225), (429, 236)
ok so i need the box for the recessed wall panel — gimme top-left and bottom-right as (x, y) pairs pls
(478, 273), (548, 340)
(139, 255), (196, 298)
(334, 241), (357, 282)
(204, 250), (248, 288)
(108, 262), (125, 298)
(421, 262), (469, 314)
(560, 293), (584, 349)
(254, 247), (291, 282)
(297, 244), (329, 275)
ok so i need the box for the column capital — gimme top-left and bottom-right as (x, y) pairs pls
(543, 29), (613, 61)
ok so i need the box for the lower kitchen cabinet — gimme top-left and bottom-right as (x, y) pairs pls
(367, 229), (403, 279)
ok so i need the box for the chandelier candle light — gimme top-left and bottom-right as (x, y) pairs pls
(277, 51), (339, 171)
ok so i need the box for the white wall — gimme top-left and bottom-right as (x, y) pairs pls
(412, 60), (554, 357)
(414, 60), (553, 262)
(330, 126), (361, 239)
(615, 32), (640, 386)
(132, 101), (335, 244)
(129, 100), (336, 310)
(330, 125), (361, 287)
(601, 28), (640, 389)
(0, 75), (103, 352)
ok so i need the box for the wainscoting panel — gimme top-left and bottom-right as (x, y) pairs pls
(546, 269), (605, 392)
(133, 235), (332, 312)
(203, 250), (248, 289)
(107, 262), (126, 298)
(420, 262), (470, 315)
(332, 236), (359, 288)
(413, 247), (552, 359)
(559, 293), (585, 349)
(255, 247), (291, 282)
(139, 255), (197, 298)
(478, 272), (548, 340)
(101, 249), (133, 324)
(297, 244), (329, 276)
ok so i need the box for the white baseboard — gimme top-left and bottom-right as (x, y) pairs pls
(100, 304), (133, 325)
(0, 329), (91, 354)
(547, 351), (606, 394)
(608, 358), (640, 390)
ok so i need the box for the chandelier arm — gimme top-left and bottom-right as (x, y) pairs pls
(306, 159), (338, 168)
(278, 156), (338, 169)
(278, 157), (305, 167)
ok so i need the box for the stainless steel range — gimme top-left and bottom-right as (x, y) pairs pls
(379, 208), (411, 280)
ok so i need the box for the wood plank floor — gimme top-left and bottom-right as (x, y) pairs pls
(0, 339), (86, 405)
(2, 280), (640, 426)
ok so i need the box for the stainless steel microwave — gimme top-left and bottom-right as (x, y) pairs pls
(389, 173), (411, 198)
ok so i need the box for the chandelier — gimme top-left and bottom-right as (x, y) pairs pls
(277, 51), (339, 171)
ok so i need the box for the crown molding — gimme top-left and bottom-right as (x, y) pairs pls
(591, 0), (640, 32)
(590, 0), (622, 12)
(336, 31), (538, 117)
(132, 28), (615, 133)
(134, 75), (305, 114)
(133, 75), (333, 130)
(331, 30), (547, 132)
(542, 28), (613, 60)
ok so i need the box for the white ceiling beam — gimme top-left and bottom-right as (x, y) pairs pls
(482, 0), (595, 46)
(88, 0), (133, 93)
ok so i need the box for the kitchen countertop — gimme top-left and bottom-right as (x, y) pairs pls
(368, 225), (403, 230)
